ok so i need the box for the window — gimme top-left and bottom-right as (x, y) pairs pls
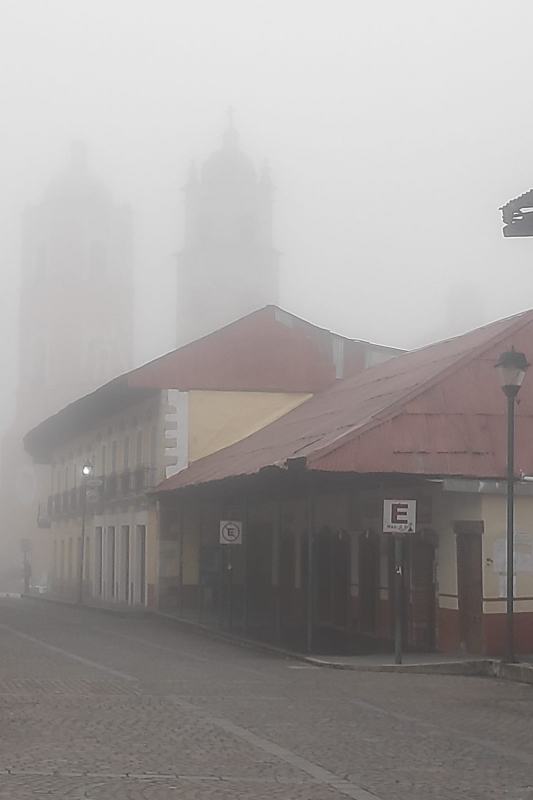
(67, 538), (73, 582)
(137, 525), (146, 605)
(136, 430), (143, 465)
(85, 537), (91, 581)
(107, 526), (116, 598)
(60, 540), (65, 583)
(95, 527), (103, 596)
(150, 425), (157, 468)
(101, 444), (107, 476)
(123, 436), (130, 470)
(111, 441), (117, 473)
(121, 526), (130, 603)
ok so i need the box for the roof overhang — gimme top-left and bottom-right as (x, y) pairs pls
(24, 377), (158, 462)
(152, 465), (514, 500)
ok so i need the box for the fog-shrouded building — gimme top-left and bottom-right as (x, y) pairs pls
(177, 119), (279, 345)
(0, 143), (134, 584)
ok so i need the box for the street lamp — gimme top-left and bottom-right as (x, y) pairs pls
(78, 462), (94, 604)
(496, 348), (529, 661)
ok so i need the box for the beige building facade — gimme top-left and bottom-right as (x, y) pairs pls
(28, 385), (315, 607)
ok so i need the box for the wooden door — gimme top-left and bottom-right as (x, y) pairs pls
(247, 523), (273, 628)
(316, 529), (349, 629)
(316, 530), (332, 624)
(407, 538), (436, 651)
(456, 527), (483, 654)
(331, 532), (350, 629)
(358, 532), (379, 634)
(279, 530), (296, 626)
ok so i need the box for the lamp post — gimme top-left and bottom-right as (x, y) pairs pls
(78, 462), (93, 605)
(496, 349), (529, 661)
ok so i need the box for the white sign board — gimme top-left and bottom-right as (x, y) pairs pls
(383, 499), (416, 534)
(219, 520), (243, 545)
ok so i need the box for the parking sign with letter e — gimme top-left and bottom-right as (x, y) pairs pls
(383, 499), (416, 534)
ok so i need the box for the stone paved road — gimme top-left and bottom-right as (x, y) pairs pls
(0, 598), (532, 799)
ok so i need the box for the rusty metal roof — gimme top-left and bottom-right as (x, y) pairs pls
(155, 309), (533, 492)
(24, 305), (401, 460)
(126, 305), (402, 393)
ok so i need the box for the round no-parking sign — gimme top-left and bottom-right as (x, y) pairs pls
(219, 520), (243, 545)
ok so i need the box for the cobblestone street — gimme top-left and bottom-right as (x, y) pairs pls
(0, 598), (532, 799)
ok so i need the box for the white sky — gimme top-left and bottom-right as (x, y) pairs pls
(1, 0), (533, 430)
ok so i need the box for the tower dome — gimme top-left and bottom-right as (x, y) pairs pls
(201, 120), (256, 185)
(44, 142), (111, 207)
(178, 116), (279, 345)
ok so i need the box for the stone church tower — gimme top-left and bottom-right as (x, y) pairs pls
(177, 118), (279, 344)
(0, 143), (134, 582)
(17, 142), (133, 428)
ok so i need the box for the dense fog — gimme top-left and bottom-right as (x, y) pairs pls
(2, 0), (533, 434)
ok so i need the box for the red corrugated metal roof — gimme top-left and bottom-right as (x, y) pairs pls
(127, 305), (401, 393)
(155, 308), (533, 492)
(24, 304), (401, 459)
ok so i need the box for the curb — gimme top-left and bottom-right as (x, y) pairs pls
(301, 656), (494, 675)
(155, 613), (495, 676)
(155, 611), (311, 664)
(21, 592), (151, 618)
(489, 660), (533, 686)
(19, 595), (533, 682)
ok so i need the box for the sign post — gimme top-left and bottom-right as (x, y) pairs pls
(383, 499), (417, 665)
(219, 521), (243, 631)
(394, 534), (403, 665)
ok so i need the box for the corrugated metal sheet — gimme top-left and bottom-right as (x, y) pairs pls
(155, 309), (533, 492)
(24, 304), (401, 458)
(127, 305), (401, 393)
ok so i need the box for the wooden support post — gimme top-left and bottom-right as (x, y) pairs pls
(242, 495), (249, 636)
(273, 495), (282, 643)
(306, 489), (315, 654)
(394, 533), (403, 665)
(178, 503), (184, 616)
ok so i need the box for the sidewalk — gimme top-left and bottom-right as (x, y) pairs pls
(23, 593), (533, 683)
(159, 609), (533, 682)
(303, 652), (494, 675)
(157, 609), (502, 676)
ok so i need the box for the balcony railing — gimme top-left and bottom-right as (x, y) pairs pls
(47, 467), (159, 519)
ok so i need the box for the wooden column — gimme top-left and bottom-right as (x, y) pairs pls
(306, 488), (315, 654)
(272, 496), (282, 643)
(242, 495), (249, 636)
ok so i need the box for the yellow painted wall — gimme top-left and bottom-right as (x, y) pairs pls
(482, 493), (533, 614)
(188, 390), (312, 462)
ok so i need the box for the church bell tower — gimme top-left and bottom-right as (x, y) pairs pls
(177, 115), (279, 344)
(0, 143), (134, 581)
(17, 142), (133, 427)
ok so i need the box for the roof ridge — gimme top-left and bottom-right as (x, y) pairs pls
(306, 308), (533, 467)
